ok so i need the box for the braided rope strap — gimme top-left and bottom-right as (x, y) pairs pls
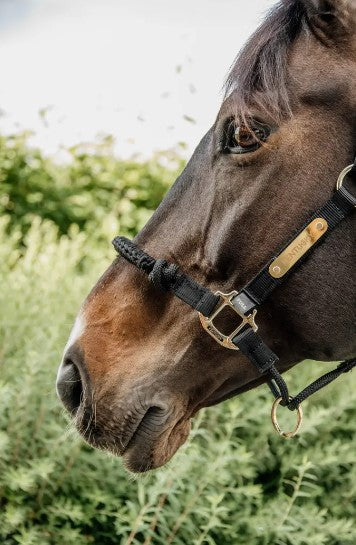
(112, 236), (219, 316)
(287, 358), (356, 410)
(112, 236), (155, 274)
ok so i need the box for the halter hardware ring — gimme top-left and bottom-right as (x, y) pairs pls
(336, 164), (353, 190)
(336, 164), (356, 208)
(336, 165), (353, 189)
(199, 290), (258, 351)
(271, 396), (303, 438)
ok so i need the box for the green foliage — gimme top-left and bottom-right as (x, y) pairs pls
(0, 135), (355, 544)
(0, 132), (184, 242)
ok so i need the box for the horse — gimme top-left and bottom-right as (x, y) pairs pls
(56, 0), (356, 473)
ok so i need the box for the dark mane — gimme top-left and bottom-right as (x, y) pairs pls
(225, 0), (307, 122)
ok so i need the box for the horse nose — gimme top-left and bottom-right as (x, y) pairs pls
(56, 346), (87, 415)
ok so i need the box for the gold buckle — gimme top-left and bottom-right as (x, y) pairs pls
(198, 291), (258, 350)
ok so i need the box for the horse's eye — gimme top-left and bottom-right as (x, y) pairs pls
(224, 120), (270, 154)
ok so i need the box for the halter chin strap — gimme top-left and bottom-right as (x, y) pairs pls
(112, 159), (356, 438)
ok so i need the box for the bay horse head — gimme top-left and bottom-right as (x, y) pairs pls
(57, 0), (356, 472)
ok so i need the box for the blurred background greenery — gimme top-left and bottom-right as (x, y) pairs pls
(0, 132), (355, 545)
(0, 132), (185, 243)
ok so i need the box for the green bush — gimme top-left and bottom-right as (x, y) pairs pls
(0, 133), (184, 243)
(0, 210), (355, 544)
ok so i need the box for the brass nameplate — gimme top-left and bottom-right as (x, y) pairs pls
(269, 218), (328, 279)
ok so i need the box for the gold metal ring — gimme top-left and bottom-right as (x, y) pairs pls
(271, 397), (303, 438)
(336, 164), (353, 190)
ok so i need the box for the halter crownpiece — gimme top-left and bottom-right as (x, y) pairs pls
(113, 159), (356, 438)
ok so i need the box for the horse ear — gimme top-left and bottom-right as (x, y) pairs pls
(301, 0), (356, 44)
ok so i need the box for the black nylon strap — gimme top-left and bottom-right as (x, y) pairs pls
(168, 270), (219, 315)
(232, 327), (291, 405)
(233, 184), (356, 314)
(232, 160), (356, 409)
(233, 328), (278, 373)
(233, 327), (356, 410)
(232, 328), (292, 406)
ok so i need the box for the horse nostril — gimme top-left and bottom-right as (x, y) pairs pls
(56, 353), (84, 415)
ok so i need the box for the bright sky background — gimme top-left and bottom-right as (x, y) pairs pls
(0, 0), (276, 158)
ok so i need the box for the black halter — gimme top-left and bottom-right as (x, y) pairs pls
(113, 160), (356, 437)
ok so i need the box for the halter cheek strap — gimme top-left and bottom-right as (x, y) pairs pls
(112, 160), (356, 438)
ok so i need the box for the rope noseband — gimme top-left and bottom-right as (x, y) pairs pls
(113, 160), (356, 437)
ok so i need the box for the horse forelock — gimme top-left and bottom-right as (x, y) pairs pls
(224, 0), (308, 123)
